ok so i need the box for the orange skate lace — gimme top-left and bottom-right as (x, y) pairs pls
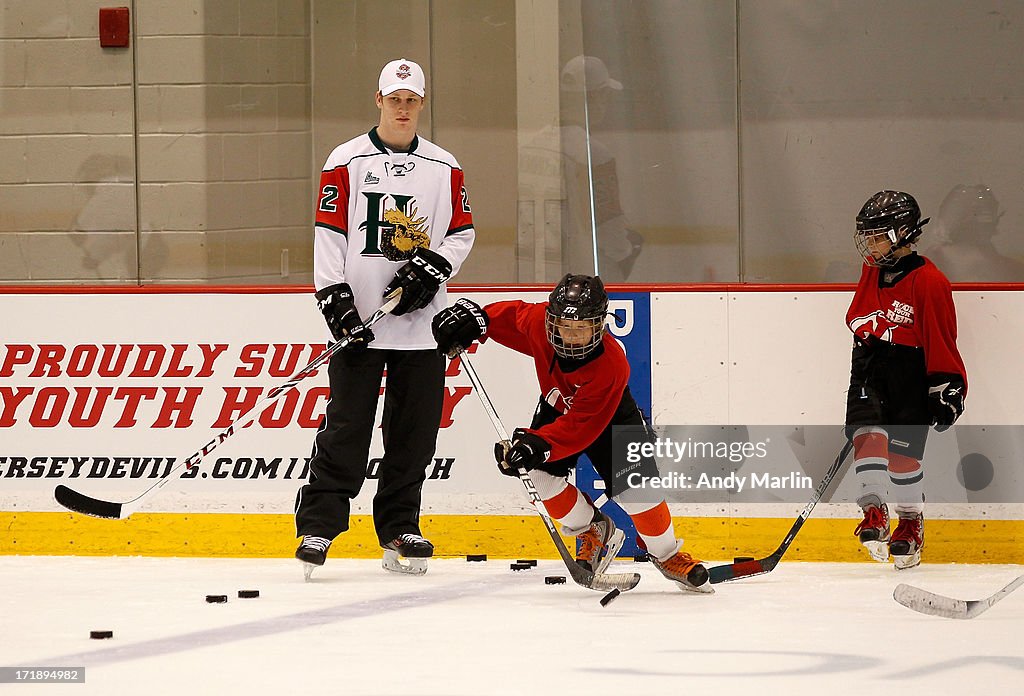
(577, 525), (604, 563)
(854, 506), (888, 536)
(660, 550), (702, 575)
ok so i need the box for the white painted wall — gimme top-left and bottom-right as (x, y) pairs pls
(2, 287), (1020, 518)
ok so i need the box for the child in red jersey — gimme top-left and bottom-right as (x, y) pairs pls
(432, 274), (709, 591)
(846, 191), (967, 569)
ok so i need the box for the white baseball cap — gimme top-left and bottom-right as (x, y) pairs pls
(560, 55), (623, 92)
(378, 58), (426, 97)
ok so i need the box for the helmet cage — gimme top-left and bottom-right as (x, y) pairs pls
(854, 222), (904, 267)
(545, 273), (609, 359)
(545, 310), (605, 359)
(854, 191), (928, 267)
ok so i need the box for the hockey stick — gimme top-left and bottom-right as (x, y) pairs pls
(459, 354), (640, 592)
(54, 292), (402, 520)
(893, 575), (1024, 619)
(708, 438), (854, 584)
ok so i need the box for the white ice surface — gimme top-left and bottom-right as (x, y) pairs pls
(1, 557), (1022, 695)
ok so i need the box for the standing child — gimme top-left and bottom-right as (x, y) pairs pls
(846, 190), (967, 569)
(432, 274), (710, 592)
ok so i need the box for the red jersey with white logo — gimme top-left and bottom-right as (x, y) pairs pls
(314, 128), (475, 349)
(483, 300), (629, 460)
(846, 254), (967, 391)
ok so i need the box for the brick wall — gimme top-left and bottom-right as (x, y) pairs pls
(0, 0), (312, 284)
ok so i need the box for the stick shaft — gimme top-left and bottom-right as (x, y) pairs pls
(460, 352), (639, 592)
(708, 438), (853, 583)
(55, 293), (400, 519)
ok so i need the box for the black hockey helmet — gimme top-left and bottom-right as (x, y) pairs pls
(545, 273), (609, 359)
(855, 190), (930, 266)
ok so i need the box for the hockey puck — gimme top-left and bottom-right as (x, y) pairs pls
(633, 554), (650, 562)
(90, 630), (113, 640)
(734, 556), (755, 563)
(544, 576), (566, 585)
(237, 590), (260, 599)
(466, 554), (487, 562)
(600, 588), (621, 607)
(510, 562), (532, 571)
(516, 559), (538, 567)
(205, 594), (228, 603)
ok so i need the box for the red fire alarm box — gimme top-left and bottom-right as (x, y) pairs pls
(99, 7), (130, 48)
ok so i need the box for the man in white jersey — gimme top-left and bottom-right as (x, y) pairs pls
(294, 58), (475, 578)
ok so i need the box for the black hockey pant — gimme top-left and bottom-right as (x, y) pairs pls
(845, 341), (930, 460)
(294, 348), (445, 546)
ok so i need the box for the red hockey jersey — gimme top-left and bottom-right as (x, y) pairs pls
(845, 255), (967, 392)
(483, 300), (629, 460)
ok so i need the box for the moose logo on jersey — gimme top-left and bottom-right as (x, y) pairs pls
(380, 204), (429, 261)
(359, 192), (432, 261)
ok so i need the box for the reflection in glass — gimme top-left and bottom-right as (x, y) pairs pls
(923, 185), (1024, 282)
(558, 55), (643, 282)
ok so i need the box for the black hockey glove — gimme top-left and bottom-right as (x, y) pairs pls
(494, 429), (551, 476)
(927, 373), (965, 432)
(383, 247), (453, 316)
(315, 283), (374, 352)
(431, 298), (489, 358)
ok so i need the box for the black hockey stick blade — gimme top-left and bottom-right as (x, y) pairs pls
(708, 552), (781, 584)
(893, 575), (1024, 619)
(54, 484), (125, 520)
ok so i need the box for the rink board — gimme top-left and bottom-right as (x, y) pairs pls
(3, 511), (1022, 562)
(2, 285), (1023, 562)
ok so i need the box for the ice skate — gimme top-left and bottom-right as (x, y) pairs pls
(890, 513), (924, 570)
(381, 533), (433, 575)
(854, 498), (891, 563)
(295, 535), (332, 581)
(648, 540), (713, 594)
(575, 508), (624, 575)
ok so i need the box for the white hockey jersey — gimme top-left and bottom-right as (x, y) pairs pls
(314, 127), (475, 349)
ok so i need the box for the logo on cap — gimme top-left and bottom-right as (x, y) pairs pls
(379, 58), (425, 96)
